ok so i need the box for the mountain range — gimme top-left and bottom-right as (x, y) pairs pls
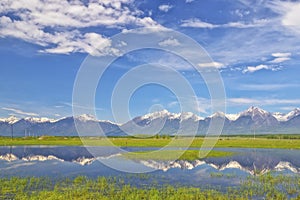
(0, 106), (300, 137)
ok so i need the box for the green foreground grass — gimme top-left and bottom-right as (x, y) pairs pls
(0, 174), (299, 199)
(1, 135), (300, 149)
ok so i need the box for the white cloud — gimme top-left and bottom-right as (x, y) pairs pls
(196, 98), (211, 114)
(185, 0), (194, 3)
(239, 84), (299, 91)
(280, 106), (298, 111)
(158, 4), (173, 12)
(158, 38), (180, 47)
(156, 54), (193, 70)
(228, 98), (300, 106)
(269, 1), (300, 34)
(0, 0), (162, 55)
(269, 52), (291, 63)
(198, 62), (224, 68)
(223, 19), (267, 28)
(228, 98), (259, 105)
(270, 57), (290, 63)
(181, 19), (217, 28)
(2, 107), (39, 116)
(167, 101), (179, 108)
(242, 64), (280, 73)
(272, 52), (291, 58)
(181, 18), (267, 29)
(232, 9), (250, 18)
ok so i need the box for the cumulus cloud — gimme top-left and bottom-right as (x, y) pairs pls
(198, 62), (224, 68)
(269, 52), (291, 63)
(2, 107), (39, 116)
(0, 0), (162, 55)
(158, 4), (173, 12)
(269, 1), (300, 34)
(270, 57), (290, 63)
(242, 64), (280, 73)
(272, 52), (291, 57)
(158, 38), (180, 47)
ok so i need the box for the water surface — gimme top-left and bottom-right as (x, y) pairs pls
(0, 146), (299, 188)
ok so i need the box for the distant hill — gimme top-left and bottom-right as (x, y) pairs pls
(1, 107), (300, 137)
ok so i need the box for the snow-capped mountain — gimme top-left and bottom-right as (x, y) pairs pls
(230, 106), (280, 133)
(209, 111), (227, 119)
(121, 110), (201, 136)
(74, 114), (99, 122)
(239, 106), (270, 118)
(272, 108), (300, 122)
(225, 114), (239, 121)
(1, 106), (300, 136)
(0, 114), (120, 137)
(140, 109), (179, 120)
(285, 108), (300, 121)
(24, 117), (57, 123)
(272, 112), (286, 122)
(237, 106), (278, 124)
(0, 116), (19, 124)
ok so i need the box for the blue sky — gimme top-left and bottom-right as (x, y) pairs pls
(1, 0), (300, 121)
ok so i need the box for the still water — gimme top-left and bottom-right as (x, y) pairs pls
(0, 146), (299, 188)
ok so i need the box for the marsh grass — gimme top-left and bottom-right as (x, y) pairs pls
(0, 173), (299, 200)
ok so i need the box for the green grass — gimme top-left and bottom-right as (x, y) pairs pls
(123, 150), (235, 160)
(1, 135), (300, 149)
(0, 136), (83, 146)
(0, 174), (299, 199)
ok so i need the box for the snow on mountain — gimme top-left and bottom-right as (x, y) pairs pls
(209, 111), (226, 118)
(140, 110), (202, 122)
(1, 107), (300, 136)
(0, 116), (19, 124)
(232, 106), (280, 130)
(272, 108), (300, 122)
(98, 120), (121, 126)
(239, 106), (270, 118)
(140, 110), (180, 120)
(272, 112), (287, 121)
(180, 112), (203, 121)
(0, 116), (58, 124)
(24, 117), (56, 123)
(285, 108), (300, 121)
(225, 114), (239, 121)
(74, 114), (99, 122)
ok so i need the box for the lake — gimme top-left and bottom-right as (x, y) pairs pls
(0, 146), (299, 189)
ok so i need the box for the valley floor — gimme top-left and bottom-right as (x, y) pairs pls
(0, 135), (300, 149)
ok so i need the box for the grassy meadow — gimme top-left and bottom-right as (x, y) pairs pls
(0, 135), (300, 149)
(0, 174), (299, 199)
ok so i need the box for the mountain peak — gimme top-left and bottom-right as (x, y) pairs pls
(285, 108), (300, 120)
(241, 106), (269, 116)
(24, 117), (55, 123)
(210, 111), (226, 118)
(0, 116), (19, 124)
(75, 114), (99, 122)
(141, 109), (174, 120)
(247, 106), (267, 113)
(180, 112), (203, 121)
